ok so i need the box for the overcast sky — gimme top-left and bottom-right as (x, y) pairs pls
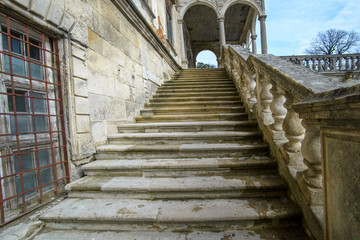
(197, 0), (360, 65)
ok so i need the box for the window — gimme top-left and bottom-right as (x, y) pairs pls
(0, 13), (69, 226)
(7, 89), (49, 134)
(1, 26), (43, 80)
(166, 0), (173, 45)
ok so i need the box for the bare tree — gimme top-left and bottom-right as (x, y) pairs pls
(305, 29), (360, 55)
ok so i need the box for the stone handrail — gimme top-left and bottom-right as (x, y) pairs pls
(281, 53), (360, 72)
(222, 45), (359, 240)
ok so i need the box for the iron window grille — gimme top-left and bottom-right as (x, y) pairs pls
(0, 13), (69, 225)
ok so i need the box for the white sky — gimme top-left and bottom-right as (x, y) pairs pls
(197, 0), (360, 64)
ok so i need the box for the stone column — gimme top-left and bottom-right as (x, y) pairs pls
(178, 19), (188, 68)
(259, 15), (268, 54)
(251, 34), (257, 54)
(218, 17), (226, 65)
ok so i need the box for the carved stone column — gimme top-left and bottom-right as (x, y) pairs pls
(251, 34), (257, 54)
(297, 120), (323, 205)
(178, 19), (188, 68)
(270, 83), (286, 139)
(282, 95), (305, 152)
(218, 17), (226, 62)
(259, 15), (268, 54)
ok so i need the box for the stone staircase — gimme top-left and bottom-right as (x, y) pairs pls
(35, 69), (310, 239)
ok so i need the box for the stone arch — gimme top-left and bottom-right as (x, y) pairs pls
(194, 49), (219, 63)
(221, 0), (263, 17)
(179, 0), (220, 19)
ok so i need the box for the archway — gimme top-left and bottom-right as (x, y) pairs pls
(196, 50), (218, 68)
(182, 4), (219, 68)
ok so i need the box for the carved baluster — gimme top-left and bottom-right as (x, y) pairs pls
(242, 71), (251, 101)
(317, 58), (322, 71)
(270, 83), (286, 140)
(247, 73), (257, 105)
(297, 120), (323, 205)
(351, 56), (356, 70)
(345, 57), (350, 70)
(282, 95), (305, 152)
(259, 74), (273, 125)
(330, 57), (336, 71)
(357, 56), (360, 70)
(305, 58), (310, 68)
(323, 57), (328, 71)
(339, 57), (343, 70)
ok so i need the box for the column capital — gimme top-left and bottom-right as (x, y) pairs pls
(177, 19), (184, 24)
(218, 17), (225, 22)
(258, 15), (267, 21)
(251, 34), (258, 40)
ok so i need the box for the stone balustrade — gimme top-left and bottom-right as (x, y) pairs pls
(281, 54), (360, 72)
(223, 45), (359, 240)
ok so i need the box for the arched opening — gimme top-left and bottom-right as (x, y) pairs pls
(183, 5), (219, 68)
(224, 3), (255, 48)
(196, 50), (218, 68)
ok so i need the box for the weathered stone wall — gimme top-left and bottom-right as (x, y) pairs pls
(0, 0), (181, 177)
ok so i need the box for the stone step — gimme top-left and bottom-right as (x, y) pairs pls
(153, 91), (239, 98)
(107, 131), (261, 145)
(156, 88), (237, 94)
(164, 80), (234, 86)
(117, 121), (258, 133)
(65, 175), (286, 199)
(136, 113), (248, 122)
(145, 101), (243, 108)
(40, 198), (302, 232)
(82, 157), (277, 177)
(95, 143), (269, 159)
(33, 228), (310, 240)
(149, 95), (242, 103)
(140, 106), (245, 116)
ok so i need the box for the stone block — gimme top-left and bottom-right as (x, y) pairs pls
(11, 0), (31, 8)
(30, 0), (51, 18)
(74, 77), (88, 97)
(70, 21), (89, 47)
(76, 115), (91, 133)
(88, 28), (102, 52)
(88, 93), (127, 122)
(102, 40), (126, 67)
(72, 57), (88, 79)
(91, 121), (108, 146)
(71, 42), (86, 60)
(75, 96), (90, 115)
(46, 0), (64, 25)
(59, 12), (75, 32)
(87, 49), (118, 79)
(75, 132), (95, 158)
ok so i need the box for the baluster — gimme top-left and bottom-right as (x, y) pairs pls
(339, 57), (343, 70)
(323, 57), (328, 71)
(351, 56), (356, 70)
(242, 71), (251, 101)
(282, 95), (305, 153)
(247, 72), (257, 105)
(345, 57), (350, 70)
(357, 56), (360, 70)
(305, 58), (310, 68)
(317, 58), (322, 71)
(297, 120), (323, 205)
(270, 83), (286, 140)
(330, 57), (336, 71)
(259, 74), (273, 125)
(310, 58), (315, 70)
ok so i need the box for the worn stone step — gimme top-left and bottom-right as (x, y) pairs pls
(140, 106), (245, 116)
(145, 101), (243, 108)
(82, 157), (278, 177)
(95, 143), (269, 159)
(149, 95), (242, 103)
(108, 131), (261, 145)
(153, 92), (239, 99)
(157, 88), (237, 94)
(159, 86), (235, 91)
(136, 113), (248, 122)
(33, 228), (310, 240)
(164, 81), (234, 86)
(40, 198), (302, 231)
(65, 175), (286, 199)
(117, 121), (258, 133)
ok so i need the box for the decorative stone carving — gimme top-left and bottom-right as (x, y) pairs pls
(259, 74), (273, 125)
(270, 83), (286, 139)
(282, 95), (305, 152)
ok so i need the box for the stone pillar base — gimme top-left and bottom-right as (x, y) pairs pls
(296, 172), (323, 206)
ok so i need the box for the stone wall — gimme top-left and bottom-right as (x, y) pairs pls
(0, 0), (181, 178)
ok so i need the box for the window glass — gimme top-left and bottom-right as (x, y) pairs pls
(7, 89), (27, 112)
(33, 93), (47, 113)
(16, 172), (37, 196)
(30, 62), (43, 80)
(14, 151), (34, 172)
(29, 38), (41, 61)
(40, 168), (53, 186)
(38, 148), (51, 167)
